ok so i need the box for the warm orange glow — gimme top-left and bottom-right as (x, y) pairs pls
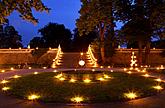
(59, 77), (65, 81)
(100, 66), (103, 68)
(160, 65), (164, 69)
(104, 74), (111, 79)
(1, 80), (9, 84)
(142, 74), (149, 77)
(124, 68), (127, 71)
(43, 67), (47, 69)
(55, 74), (63, 78)
(28, 94), (40, 100)
(124, 92), (137, 99)
(13, 75), (21, 79)
(79, 60), (85, 66)
(28, 67), (32, 69)
(10, 67), (14, 70)
(127, 71), (132, 74)
(110, 70), (114, 72)
(80, 52), (83, 56)
(71, 96), (84, 103)
(1, 70), (5, 73)
(141, 69), (146, 73)
(34, 72), (38, 75)
(155, 78), (162, 82)
(83, 78), (91, 83)
(70, 78), (76, 83)
(108, 66), (111, 68)
(97, 77), (105, 81)
(2, 87), (10, 91)
(153, 85), (163, 90)
(53, 70), (57, 72)
(92, 69), (95, 72)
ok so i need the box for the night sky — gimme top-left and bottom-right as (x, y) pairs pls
(8, 0), (81, 46)
(8, 0), (122, 47)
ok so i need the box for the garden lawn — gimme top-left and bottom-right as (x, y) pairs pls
(2, 71), (164, 103)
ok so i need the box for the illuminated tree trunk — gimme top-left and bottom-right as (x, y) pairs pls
(137, 0), (144, 66)
(144, 41), (150, 65)
(105, 1), (115, 62)
(99, 23), (106, 63)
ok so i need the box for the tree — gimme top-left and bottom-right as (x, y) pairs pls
(29, 37), (45, 48)
(119, 0), (165, 66)
(77, 0), (118, 63)
(0, 24), (23, 48)
(0, 0), (49, 24)
(72, 28), (98, 52)
(38, 22), (72, 51)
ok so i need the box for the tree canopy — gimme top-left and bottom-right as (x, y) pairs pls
(0, 24), (23, 48)
(0, 0), (49, 24)
(36, 22), (72, 51)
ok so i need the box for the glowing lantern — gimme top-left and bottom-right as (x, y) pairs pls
(127, 71), (132, 74)
(34, 72), (38, 75)
(1, 80), (9, 84)
(92, 69), (95, 72)
(59, 77), (65, 81)
(70, 79), (76, 83)
(53, 70), (57, 72)
(124, 68), (127, 71)
(160, 65), (164, 69)
(97, 77), (105, 81)
(10, 67), (14, 70)
(104, 74), (110, 79)
(43, 67), (47, 69)
(124, 92), (137, 99)
(28, 94), (40, 100)
(55, 74), (63, 78)
(36, 47), (38, 50)
(155, 78), (162, 82)
(13, 75), (21, 79)
(1, 70), (5, 73)
(142, 74), (149, 77)
(28, 67), (32, 69)
(79, 60), (85, 66)
(2, 87), (10, 91)
(83, 78), (91, 83)
(28, 45), (30, 49)
(71, 96), (84, 103)
(108, 66), (111, 68)
(80, 52), (83, 56)
(153, 85), (163, 90)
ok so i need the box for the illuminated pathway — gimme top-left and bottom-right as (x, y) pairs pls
(0, 68), (165, 108)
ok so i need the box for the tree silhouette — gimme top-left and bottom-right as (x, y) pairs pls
(0, 0), (49, 24)
(38, 22), (72, 51)
(0, 25), (23, 48)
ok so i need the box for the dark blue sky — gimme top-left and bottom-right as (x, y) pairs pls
(8, 0), (122, 47)
(8, 0), (81, 46)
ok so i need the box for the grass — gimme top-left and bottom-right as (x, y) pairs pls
(1, 71), (164, 103)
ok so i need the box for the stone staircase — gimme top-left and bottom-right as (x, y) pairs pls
(55, 52), (95, 68)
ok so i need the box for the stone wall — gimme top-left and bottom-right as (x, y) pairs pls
(0, 49), (57, 65)
(111, 49), (165, 66)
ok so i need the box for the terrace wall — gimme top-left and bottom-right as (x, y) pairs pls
(111, 49), (165, 66)
(0, 49), (57, 65)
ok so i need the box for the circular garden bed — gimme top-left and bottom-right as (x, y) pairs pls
(1, 70), (164, 103)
